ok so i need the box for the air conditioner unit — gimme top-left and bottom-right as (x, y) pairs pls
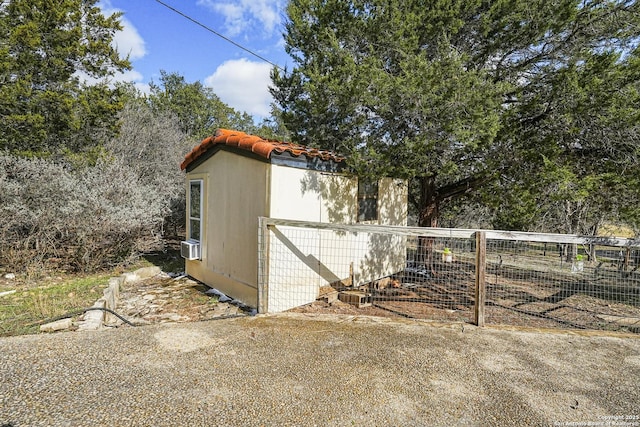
(180, 240), (201, 260)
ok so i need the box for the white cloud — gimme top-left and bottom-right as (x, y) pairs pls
(204, 59), (273, 118)
(92, 1), (147, 92)
(114, 69), (144, 83)
(99, 1), (147, 61)
(197, 0), (284, 37)
(114, 70), (150, 94)
(112, 16), (147, 61)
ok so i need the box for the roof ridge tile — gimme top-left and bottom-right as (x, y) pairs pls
(180, 128), (344, 170)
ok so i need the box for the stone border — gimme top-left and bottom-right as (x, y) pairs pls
(40, 266), (162, 333)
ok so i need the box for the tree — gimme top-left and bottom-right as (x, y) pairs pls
(0, 96), (196, 272)
(272, 0), (640, 231)
(255, 103), (292, 141)
(148, 71), (256, 140)
(0, 0), (131, 155)
(106, 96), (194, 235)
(494, 46), (640, 237)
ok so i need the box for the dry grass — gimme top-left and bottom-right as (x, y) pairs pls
(599, 223), (635, 238)
(0, 247), (185, 336)
(0, 274), (110, 336)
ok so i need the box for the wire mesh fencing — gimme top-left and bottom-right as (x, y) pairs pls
(258, 218), (640, 334)
(484, 233), (640, 333)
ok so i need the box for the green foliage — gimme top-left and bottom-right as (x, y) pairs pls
(273, 0), (640, 231)
(148, 71), (256, 139)
(254, 103), (293, 141)
(0, 153), (167, 272)
(106, 97), (194, 235)
(501, 47), (640, 233)
(0, 91), (198, 274)
(0, 0), (130, 155)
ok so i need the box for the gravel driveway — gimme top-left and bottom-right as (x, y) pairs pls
(1, 314), (639, 426)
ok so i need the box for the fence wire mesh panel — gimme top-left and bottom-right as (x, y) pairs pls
(483, 237), (640, 333)
(389, 235), (475, 322)
(259, 218), (640, 333)
(258, 218), (476, 323)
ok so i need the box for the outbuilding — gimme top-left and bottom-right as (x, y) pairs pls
(180, 129), (407, 311)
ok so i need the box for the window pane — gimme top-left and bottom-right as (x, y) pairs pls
(190, 181), (201, 219)
(358, 179), (378, 221)
(358, 181), (378, 198)
(358, 198), (377, 222)
(190, 219), (201, 241)
(189, 180), (202, 241)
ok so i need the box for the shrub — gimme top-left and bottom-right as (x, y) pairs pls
(0, 155), (164, 272)
(0, 101), (195, 274)
(104, 101), (195, 237)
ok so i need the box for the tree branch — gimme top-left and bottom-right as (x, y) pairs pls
(436, 173), (494, 203)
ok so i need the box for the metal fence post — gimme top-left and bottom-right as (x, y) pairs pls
(257, 217), (269, 314)
(474, 231), (486, 327)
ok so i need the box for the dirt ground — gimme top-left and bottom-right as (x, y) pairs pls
(117, 274), (410, 324)
(112, 267), (640, 337)
(296, 265), (640, 335)
(3, 265), (640, 425)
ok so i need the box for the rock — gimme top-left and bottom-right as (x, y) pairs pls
(121, 266), (161, 285)
(77, 300), (105, 331)
(211, 303), (239, 317)
(40, 318), (73, 333)
(205, 288), (233, 302)
(121, 272), (139, 285)
(225, 305), (240, 316)
(133, 266), (161, 280)
(157, 313), (188, 322)
(4, 273), (16, 280)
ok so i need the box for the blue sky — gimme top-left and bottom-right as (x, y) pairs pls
(100, 0), (291, 120)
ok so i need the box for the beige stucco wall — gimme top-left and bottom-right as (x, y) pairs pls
(185, 150), (269, 308)
(266, 167), (409, 312)
(378, 178), (409, 226)
(348, 177), (408, 285)
(269, 165), (357, 223)
(267, 165), (357, 311)
(184, 154), (409, 312)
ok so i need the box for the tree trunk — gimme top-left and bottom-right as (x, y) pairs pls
(564, 200), (581, 262)
(412, 174), (487, 269)
(418, 176), (439, 228)
(417, 176), (439, 269)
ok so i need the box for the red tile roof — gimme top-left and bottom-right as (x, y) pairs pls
(181, 129), (345, 171)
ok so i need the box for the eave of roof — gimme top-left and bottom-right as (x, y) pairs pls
(180, 129), (346, 171)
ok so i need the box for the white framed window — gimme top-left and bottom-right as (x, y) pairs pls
(357, 179), (378, 222)
(188, 179), (203, 241)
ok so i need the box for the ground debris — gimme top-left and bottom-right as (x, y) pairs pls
(115, 275), (245, 324)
